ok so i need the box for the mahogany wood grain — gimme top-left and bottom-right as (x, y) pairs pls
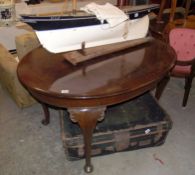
(17, 39), (176, 173)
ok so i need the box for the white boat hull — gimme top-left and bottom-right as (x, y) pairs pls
(36, 15), (149, 53)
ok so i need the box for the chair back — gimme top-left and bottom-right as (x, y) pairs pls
(168, 28), (195, 107)
(157, 0), (192, 22)
(169, 28), (195, 61)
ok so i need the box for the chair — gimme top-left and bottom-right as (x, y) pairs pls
(169, 28), (195, 107)
(149, 0), (195, 41)
(0, 32), (51, 124)
(0, 32), (40, 108)
(156, 0), (192, 23)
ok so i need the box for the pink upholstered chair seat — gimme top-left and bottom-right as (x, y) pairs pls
(168, 28), (195, 106)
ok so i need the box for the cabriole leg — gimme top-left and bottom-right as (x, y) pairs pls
(68, 106), (106, 173)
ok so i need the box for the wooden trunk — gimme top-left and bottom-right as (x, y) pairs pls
(60, 93), (172, 160)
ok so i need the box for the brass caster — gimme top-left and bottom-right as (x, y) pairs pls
(84, 164), (93, 173)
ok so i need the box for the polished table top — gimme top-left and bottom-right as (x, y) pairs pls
(17, 39), (176, 107)
(17, 38), (176, 173)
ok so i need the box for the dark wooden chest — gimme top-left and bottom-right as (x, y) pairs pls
(60, 93), (172, 160)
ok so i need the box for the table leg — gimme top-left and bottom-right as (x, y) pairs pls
(155, 74), (170, 100)
(41, 103), (50, 125)
(68, 107), (106, 173)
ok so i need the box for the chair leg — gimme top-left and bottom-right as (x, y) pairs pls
(184, 0), (192, 19)
(157, 0), (167, 22)
(155, 74), (170, 100)
(41, 103), (50, 125)
(182, 76), (193, 107)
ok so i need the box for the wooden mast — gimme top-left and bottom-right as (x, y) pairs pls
(61, 0), (67, 14)
(72, 0), (77, 14)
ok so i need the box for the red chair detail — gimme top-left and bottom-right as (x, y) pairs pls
(169, 28), (195, 106)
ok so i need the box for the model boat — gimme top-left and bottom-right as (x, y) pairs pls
(20, 3), (159, 53)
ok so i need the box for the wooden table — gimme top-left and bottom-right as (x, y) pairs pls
(17, 39), (176, 173)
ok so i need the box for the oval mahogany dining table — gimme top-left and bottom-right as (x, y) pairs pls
(17, 39), (176, 173)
